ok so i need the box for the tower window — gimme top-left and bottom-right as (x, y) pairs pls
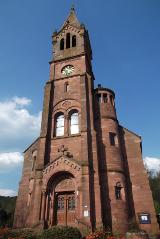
(70, 111), (79, 135)
(103, 94), (108, 103)
(66, 33), (70, 49)
(64, 82), (69, 92)
(109, 132), (118, 146)
(115, 182), (123, 200)
(72, 35), (76, 47)
(110, 95), (114, 105)
(55, 113), (65, 137)
(32, 156), (36, 171)
(97, 94), (102, 103)
(31, 150), (37, 171)
(60, 38), (64, 50)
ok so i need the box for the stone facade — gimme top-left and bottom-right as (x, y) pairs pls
(13, 8), (159, 234)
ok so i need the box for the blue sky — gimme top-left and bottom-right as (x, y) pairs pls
(0, 0), (160, 195)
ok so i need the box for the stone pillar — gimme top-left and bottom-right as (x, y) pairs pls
(87, 74), (103, 228)
(49, 193), (54, 226)
(45, 194), (49, 221)
(41, 191), (46, 220)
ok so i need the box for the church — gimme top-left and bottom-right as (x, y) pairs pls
(13, 8), (159, 234)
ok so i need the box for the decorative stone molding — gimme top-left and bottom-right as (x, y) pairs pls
(58, 145), (73, 158)
(53, 98), (81, 114)
(43, 157), (81, 175)
(61, 100), (72, 109)
(42, 155), (82, 189)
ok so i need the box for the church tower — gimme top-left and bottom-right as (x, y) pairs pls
(14, 8), (159, 234)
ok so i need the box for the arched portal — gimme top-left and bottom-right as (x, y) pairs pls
(42, 171), (76, 228)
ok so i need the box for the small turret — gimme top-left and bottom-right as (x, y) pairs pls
(94, 84), (117, 120)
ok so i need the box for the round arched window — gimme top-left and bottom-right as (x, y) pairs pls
(55, 114), (64, 136)
(70, 111), (79, 135)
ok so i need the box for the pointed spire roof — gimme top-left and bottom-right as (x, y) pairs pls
(61, 6), (81, 29)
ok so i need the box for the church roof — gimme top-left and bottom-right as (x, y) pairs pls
(120, 125), (141, 139)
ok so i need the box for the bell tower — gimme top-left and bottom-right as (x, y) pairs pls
(32, 7), (102, 230)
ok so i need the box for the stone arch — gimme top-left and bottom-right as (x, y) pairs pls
(47, 171), (75, 193)
(42, 156), (82, 190)
(53, 98), (81, 114)
(41, 158), (82, 227)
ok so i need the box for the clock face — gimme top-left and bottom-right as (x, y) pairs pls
(62, 65), (74, 76)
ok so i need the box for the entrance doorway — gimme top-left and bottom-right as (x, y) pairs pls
(55, 191), (75, 225)
(45, 172), (76, 227)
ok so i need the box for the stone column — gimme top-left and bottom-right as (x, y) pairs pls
(45, 194), (49, 221)
(49, 193), (54, 226)
(41, 191), (46, 220)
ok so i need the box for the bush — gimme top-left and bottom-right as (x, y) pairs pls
(1, 229), (37, 239)
(37, 226), (82, 239)
(86, 228), (112, 239)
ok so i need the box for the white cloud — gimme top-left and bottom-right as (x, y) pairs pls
(0, 97), (42, 151)
(0, 189), (17, 197)
(0, 152), (23, 170)
(143, 157), (160, 173)
(13, 96), (31, 106)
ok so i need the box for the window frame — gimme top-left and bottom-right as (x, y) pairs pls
(66, 33), (71, 49)
(60, 38), (64, 50)
(109, 132), (118, 147)
(69, 110), (80, 135)
(72, 35), (76, 47)
(55, 113), (65, 137)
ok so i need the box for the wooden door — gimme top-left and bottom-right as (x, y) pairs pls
(55, 192), (75, 226)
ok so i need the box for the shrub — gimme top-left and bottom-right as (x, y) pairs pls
(37, 226), (82, 239)
(1, 229), (37, 239)
(86, 228), (112, 239)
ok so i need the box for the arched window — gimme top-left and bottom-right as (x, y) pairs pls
(31, 150), (37, 171)
(70, 111), (79, 135)
(103, 94), (108, 103)
(72, 35), (76, 47)
(32, 156), (36, 171)
(109, 132), (118, 146)
(60, 38), (64, 50)
(66, 33), (70, 49)
(110, 95), (114, 105)
(115, 182), (123, 200)
(55, 113), (64, 136)
(64, 82), (69, 92)
(97, 94), (102, 104)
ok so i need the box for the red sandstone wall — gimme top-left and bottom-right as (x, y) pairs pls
(13, 139), (40, 228)
(120, 127), (159, 234)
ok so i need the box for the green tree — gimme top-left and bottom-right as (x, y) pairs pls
(0, 196), (16, 227)
(148, 171), (160, 214)
(0, 208), (8, 227)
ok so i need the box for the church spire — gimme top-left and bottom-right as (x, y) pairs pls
(61, 5), (81, 29)
(52, 6), (92, 62)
